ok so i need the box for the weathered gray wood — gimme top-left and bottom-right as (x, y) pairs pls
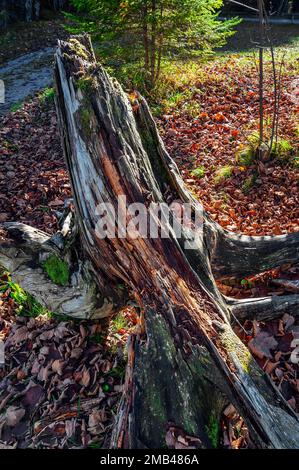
(0, 222), (123, 319)
(1, 34), (299, 449)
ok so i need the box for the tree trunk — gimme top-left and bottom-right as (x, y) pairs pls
(2, 35), (299, 449)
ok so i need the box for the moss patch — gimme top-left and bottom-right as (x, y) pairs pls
(205, 413), (219, 448)
(43, 255), (69, 286)
(220, 327), (253, 375)
(68, 38), (89, 60)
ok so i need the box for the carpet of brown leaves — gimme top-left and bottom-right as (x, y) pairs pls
(0, 50), (298, 448)
(0, 98), (70, 233)
(0, 268), (138, 448)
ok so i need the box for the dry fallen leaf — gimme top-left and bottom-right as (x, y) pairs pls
(52, 359), (65, 376)
(80, 368), (90, 387)
(4, 406), (25, 427)
(248, 332), (278, 359)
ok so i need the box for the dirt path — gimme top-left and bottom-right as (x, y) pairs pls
(0, 47), (54, 116)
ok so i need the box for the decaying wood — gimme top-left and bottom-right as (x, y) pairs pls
(1, 35), (299, 449)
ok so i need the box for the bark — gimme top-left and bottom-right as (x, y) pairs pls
(2, 35), (299, 449)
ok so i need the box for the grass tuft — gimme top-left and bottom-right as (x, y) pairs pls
(214, 165), (233, 184)
(191, 166), (205, 179)
(39, 87), (55, 105)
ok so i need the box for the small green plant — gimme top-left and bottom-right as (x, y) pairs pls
(111, 312), (128, 333)
(5, 281), (27, 304)
(88, 442), (102, 449)
(2, 140), (19, 152)
(182, 100), (201, 118)
(102, 383), (111, 393)
(38, 205), (51, 213)
(293, 156), (299, 169)
(0, 279), (47, 317)
(43, 255), (69, 286)
(163, 91), (185, 112)
(39, 87), (55, 105)
(191, 166), (205, 179)
(241, 279), (254, 289)
(214, 165), (233, 184)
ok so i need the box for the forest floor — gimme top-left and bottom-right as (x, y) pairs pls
(0, 16), (68, 66)
(0, 23), (299, 448)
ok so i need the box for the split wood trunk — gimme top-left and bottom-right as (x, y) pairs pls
(2, 35), (299, 449)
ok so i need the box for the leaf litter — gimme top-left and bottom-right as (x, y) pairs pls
(0, 274), (138, 448)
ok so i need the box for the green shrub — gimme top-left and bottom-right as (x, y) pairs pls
(214, 165), (233, 184)
(271, 139), (294, 161)
(39, 87), (55, 105)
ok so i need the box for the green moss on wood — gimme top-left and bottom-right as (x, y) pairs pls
(43, 255), (69, 286)
(220, 327), (252, 374)
(68, 38), (89, 60)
